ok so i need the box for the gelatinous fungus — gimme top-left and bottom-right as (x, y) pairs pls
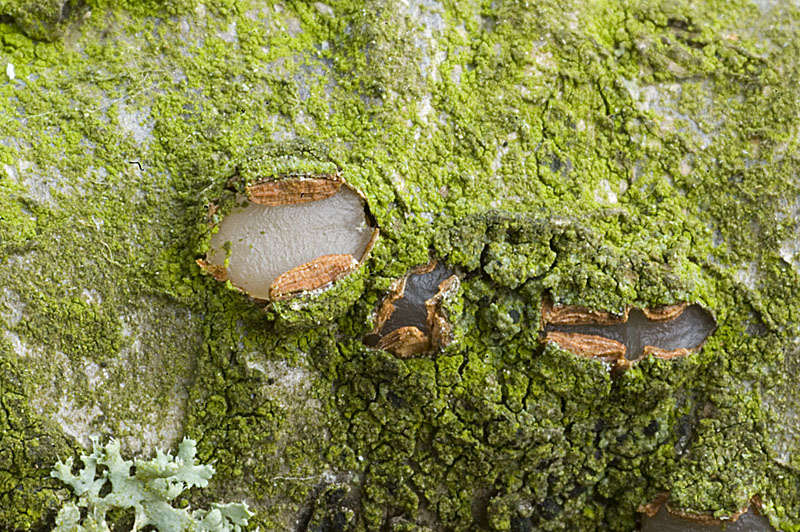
(198, 174), (379, 301)
(640, 496), (775, 532)
(365, 261), (458, 357)
(541, 300), (716, 369)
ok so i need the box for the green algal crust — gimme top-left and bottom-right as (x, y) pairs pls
(0, 0), (71, 42)
(1, 0), (800, 531)
(0, 342), (78, 530)
(237, 142), (341, 183)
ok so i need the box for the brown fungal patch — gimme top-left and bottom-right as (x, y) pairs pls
(365, 261), (458, 357)
(639, 495), (774, 531)
(541, 299), (716, 365)
(199, 172), (378, 302)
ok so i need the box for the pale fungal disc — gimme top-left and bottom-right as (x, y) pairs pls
(642, 505), (775, 532)
(207, 187), (374, 300)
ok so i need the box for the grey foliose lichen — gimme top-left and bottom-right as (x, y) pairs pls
(51, 438), (252, 532)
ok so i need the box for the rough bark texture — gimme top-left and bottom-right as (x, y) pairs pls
(1, 0), (800, 531)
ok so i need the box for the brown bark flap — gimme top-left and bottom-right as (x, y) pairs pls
(541, 299), (628, 326)
(376, 326), (430, 358)
(196, 259), (228, 282)
(426, 274), (459, 351)
(543, 331), (626, 360)
(246, 176), (342, 206)
(641, 302), (688, 322)
(642, 345), (692, 360)
(269, 254), (357, 300)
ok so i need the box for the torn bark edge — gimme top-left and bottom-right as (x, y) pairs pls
(542, 331), (627, 367)
(541, 338), (702, 369)
(369, 260), (459, 358)
(376, 326), (429, 358)
(267, 224), (379, 302)
(540, 299), (713, 367)
(195, 259), (228, 282)
(641, 302), (689, 322)
(541, 299), (690, 327)
(427, 275), (459, 351)
(541, 298), (628, 326)
(637, 492), (765, 526)
(196, 172), (380, 303)
(246, 173), (343, 206)
(268, 253), (359, 301)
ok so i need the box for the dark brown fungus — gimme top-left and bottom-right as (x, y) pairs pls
(640, 495), (775, 532)
(366, 261), (458, 358)
(541, 299), (716, 368)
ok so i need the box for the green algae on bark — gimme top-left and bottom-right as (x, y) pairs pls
(0, 0), (72, 42)
(1, 0), (800, 531)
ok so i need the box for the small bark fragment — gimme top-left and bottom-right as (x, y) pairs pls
(541, 299), (628, 326)
(376, 326), (430, 358)
(641, 345), (692, 360)
(641, 302), (688, 322)
(196, 259), (228, 282)
(246, 176), (342, 206)
(205, 201), (218, 225)
(543, 331), (627, 361)
(269, 254), (357, 300)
